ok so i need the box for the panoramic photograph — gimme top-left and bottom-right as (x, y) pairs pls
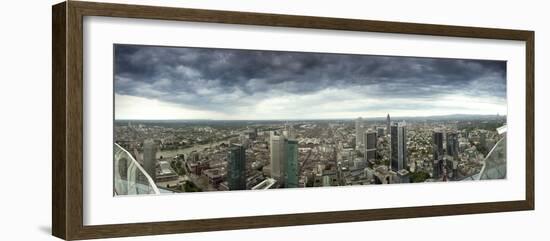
(113, 44), (507, 195)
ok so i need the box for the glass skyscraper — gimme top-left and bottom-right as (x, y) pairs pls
(446, 132), (459, 158)
(228, 144), (247, 190)
(285, 139), (299, 188)
(364, 130), (377, 162)
(390, 122), (407, 171)
(432, 131), (444, 160)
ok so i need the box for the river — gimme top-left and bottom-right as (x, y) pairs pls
(156, 140), (231, 159)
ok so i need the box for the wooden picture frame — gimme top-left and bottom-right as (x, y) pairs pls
(52, 1), (534, 240)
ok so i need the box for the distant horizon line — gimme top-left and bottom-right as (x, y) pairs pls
(115, 113), (506, 122)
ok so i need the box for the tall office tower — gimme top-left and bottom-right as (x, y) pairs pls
(397, 123), (408, 171)
(446, 132), (459, 158)
(390, 122), (407, 171)
(284, 123), (295, 139)
(355, 117), (365, 151)
(390, 125), (398, 170)
(228, 144), (247, 190)
(285, 139), (299, 188)
(386, 114), (391, 135)
(364, 130), (377, 162)
(433, 159), (443, 179)
(432, 131), (444, 160)
(377, 127), (384, 137)
(143, 139), (157, 181)
(270, 133), (286, 183)
(245, 128), (257, 140)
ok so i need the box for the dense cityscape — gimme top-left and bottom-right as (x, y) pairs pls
(114, 114), (506, 194)
(112, 44), (508, 195)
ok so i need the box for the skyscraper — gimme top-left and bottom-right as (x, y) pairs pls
(397, 123), (407, 171)
(355, 117), (365, 151)
(270, 133), (286, 182)
(433, 159), (443, 179)
(364, 130), (377, 162)
(285, 139), (299, 188)
(446, 132), (459, 158)
(143, 139), (157, 182)
(386, 114), (391, 135)
(228, 144), (247, 190)
(432, 131), (444, 160)
(284, 123), (295, 139)
(390, 125), (398, 170)
(432, 131), (450, 180)
(377, 127), (384, 137)
(390, 122), (407, 171)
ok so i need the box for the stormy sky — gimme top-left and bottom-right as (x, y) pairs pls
(114, 44), (507, 120)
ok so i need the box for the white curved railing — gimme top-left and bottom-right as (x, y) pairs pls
(114, 143), (160, 195)
(478, 135), (507, 180)
(477, 124), (507, 180)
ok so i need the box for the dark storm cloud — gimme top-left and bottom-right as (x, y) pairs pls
(114, 44), (506, 112)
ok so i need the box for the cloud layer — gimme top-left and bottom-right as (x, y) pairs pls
(114, 44), (506, 120)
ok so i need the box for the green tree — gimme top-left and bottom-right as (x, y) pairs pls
(410, 171), (430, 183)
(181, 181), (202, 192)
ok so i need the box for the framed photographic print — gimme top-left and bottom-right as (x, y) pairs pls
(52, 1), (534, 240)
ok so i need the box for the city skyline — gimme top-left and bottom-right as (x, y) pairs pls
(115, 44), (507, 120)
(114, 114), (507, 194)
(114, 44), (507, 195)
(114, 113), (506, 122)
